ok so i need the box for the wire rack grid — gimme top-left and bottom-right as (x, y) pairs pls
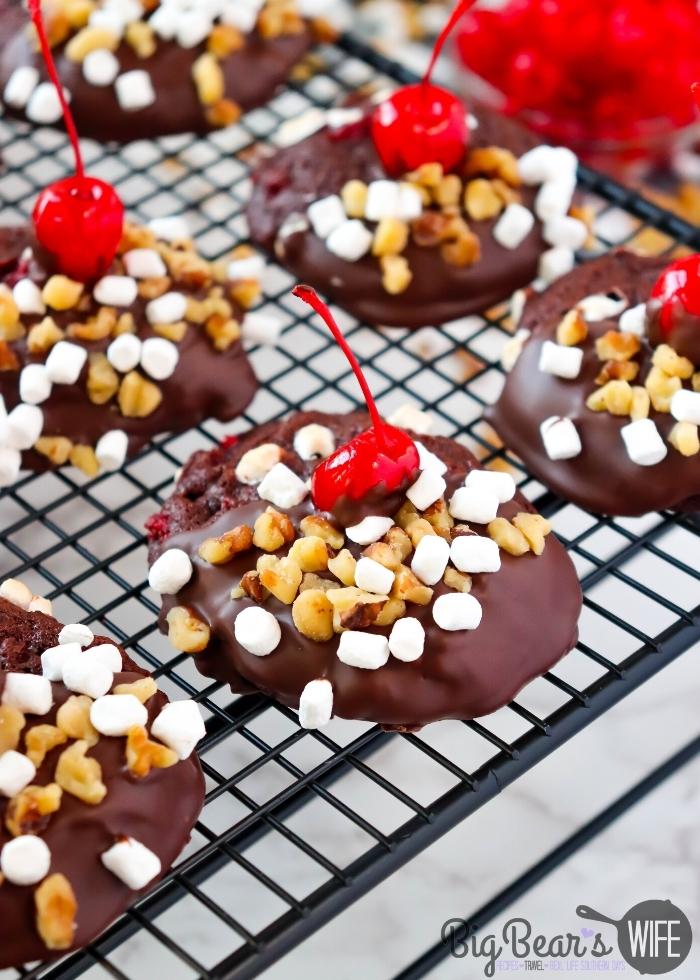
(0, 30), (698, 980)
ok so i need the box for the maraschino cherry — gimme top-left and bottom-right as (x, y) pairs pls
(28, 0), (124, 282)
(371, 0), (478, 176)
(292, 286), (420, 520)
(647, 255), (700, 366)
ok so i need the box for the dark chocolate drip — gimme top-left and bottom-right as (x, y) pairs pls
(329, 476), (412, 526)
(646, 294), (700, 367)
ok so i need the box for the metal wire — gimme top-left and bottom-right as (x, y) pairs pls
(0, 30), (698, 980)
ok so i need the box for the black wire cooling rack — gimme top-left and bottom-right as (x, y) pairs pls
(0, 27), (699, 980)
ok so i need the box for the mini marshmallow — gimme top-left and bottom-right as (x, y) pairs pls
(433, 592), (483, 631)
(274, 108), (327, 147)
(176, 10), (212, 48)
(62, 653), (113, 700)
(345, 515), (394, 546)
(26, 82), (66, 124)
(257, 462), (309, 509)
(337, 631), (390, 670)
(493, 204), (535, 250)
(28, 596), (52, 616)
(411, 534), (450, 586)
(122, 249), (166, 281)
(0, 448), (20, 487)
(89, 643), (123, 673)
(414, 441), (447, 476)
(298, 679), (333, 729)
(141, 337), (179, 381)
(539, 246), (575, 284)
(543, 215), (588, 250)
(621, 418), (668, 467)
(235, 443), (282, 485)
(89, 8), (127, 36)
(146, 292), (187, 325)
(0, 578), (33, 609)
(83, 48), (120, 87)
(94, 275), (138, 308)
(107, 333), (142, 373)
(1, 835), (51, 886)
(325, 107), (364, 130)
(5, 405), (42, 450)
(0, 751), (36, 797)
(149, 216), (190, 243)
(228, 253), (265, 282)
(90, 694), (147, 737)
(449, 487), (499, 524)
(12, 278), (45, 316)
(221, 0), (261, 32)
(58, 623), (94, 648)
(3, 65), (39, 109)
(151, 699), (206, 760)
(1, 673), (53, 715)
(538, 340), (584, 379)
(406, 468), (446, 512)
(388, 617), (425, 663)
(451, 534), (501, 574)
(101, 837), (161, 891)
(397, 183), (424, 221)
(535, 177), (576, 222)
(326, 220), (373, 262)
(148, 548), (193, 595)
(234, 606), (281, 657)
(365, 180), (401, 221)
(387, 403), (432, 434)
(619, 303), (646, 337)
(464, 469), (516, 503)
(307, 195), (347, 239)
(355, 556), (394, 595)
(45, 341), (88, 385)
(577, 293), (629, 322)
(293, 423), (335, 461)
(41, 642), (82, 682)
(115, 70), (156, 111)
(149, 3), (180, 39)
(540, 416), (582, 461)
(518, 145), (560, 185)
(96, 429), (129, 471)
(19, 364), (52, 405)
(670, 389), (700, 425)
(241, 312), (282, 347)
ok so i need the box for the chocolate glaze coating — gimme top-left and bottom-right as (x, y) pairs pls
(647, 295), (700, 367)
(247, 109), (548, 328)
(487, 251), (700, 516)
(0, 17), (314, 142)
(0, 599), (205, 968)
(0, 226), (258, 471)
(148, 411), (582, 730)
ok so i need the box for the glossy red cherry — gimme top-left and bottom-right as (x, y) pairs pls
(649, 255), (700, 335)
(371, 0), (478, 176)
(28, 0), (124, 282)
(292, 285), (420, 514)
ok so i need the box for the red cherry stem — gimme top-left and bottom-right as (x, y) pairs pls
(293, 285), (387, 449)
(28, 0), (85, 180)
(422, 0), (479, 88)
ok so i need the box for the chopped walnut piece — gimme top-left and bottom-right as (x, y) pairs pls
(65, 25), (119, 61)
(138, 276), (171, 300)
(652, 344), (694, 379)
(118, 371), (163, 418)
(113, 677), (158, 703)
(380, 255), (413, 295)
(0, 285), (22, 339)
(154, 321), (187, 342)
(120, 222), (157, 252)
(363, 541), (402, 571)
(327, 548), (356, 586)
(35, 436), (73, 466)
(0, 339), (19, 371)
(556, 309), (588, 347)
(69, 444), (100, 477)
(25, 725), (67, 768)
(645, 366), (681, 413)
(260, 557), (303, 604)
(288, 536), (329, 572)
(87, 352), (119, 405)
(0, 704), (25, 753)
(595, 360), (639, 385)
(693, 372), (700, 393)
(512, 513), (551, 555)
(125, 20), (156, 58)
(167, 606), (211, 653)
(595, 330), (641, 363)
(299, 515), (344, 550)
(395, 500), (419, 530)
(491, 178), (521, 206)
(327, 586), (387, 632)
(299, 573), (336, 593)
(586, 379), (633, 416)
(56, 741), (107, 805)
(56, 695), (98, 747)
(230, 278), (262, 310)
(42, 275), (84, 311)
(423, 498), (454, 539)
(341, 179), (368, 218)
(258, 3), (305, 38)
(668, 421), (700, 456)
(199, 525), (253, 564)
(488, 517), (529, 556)
(444, 567), (472, 592)
(630, 386), (651, 421)
(375, 597), (406, 627)
(68, 306), (116, 341)
(126, 725), (179, 778)
(391, 565), (433, 605)
(441, 230), (481, 267)
(64, 0), (94, 30)
(206, 98), (242, 129)
(406, 162), (444, 188)
(465, 147), (521, 186)
(253, 507), (295, 552)
(166, 249), (213, 290)
(27, 316), (64, 354)
(434, 174), (463, 208)
(5, 783), (62, 837)
(406, 518), (436, 548)
(372, 218), (409, 257)
(292, 589), (334, 641)
(464, 178), (503, 221)
(208, 23), (244, 57)
(193, 52), (225, 106)
(411, 210), (451, 247)
(205, 313), (241, 351)
(114, 312), (136, 336)
(35, 874), (78, 952)
(384, 525), (412, 562)
(239, 570), (267, 603)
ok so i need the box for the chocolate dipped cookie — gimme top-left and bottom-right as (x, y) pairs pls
(488, 250), (700, 516)
(0, 580), (205, 968)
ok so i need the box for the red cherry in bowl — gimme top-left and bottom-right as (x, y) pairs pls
(647, 254), (700, 365)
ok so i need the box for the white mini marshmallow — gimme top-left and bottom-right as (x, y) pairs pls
(234, 606), (281, 657)
(101, 837), (161, 891)
(388, 617), (425, 663)
(411, 534), (450, 586)
(94, 275), (138, 308)
(241, 312), (282, 347)
(58, 623), (94, 648)
(493, 204), (535, 250)
(449, 487), (499, 524)
(0, 751), (36, 797)
(577, 293), (628, 322)
(83, 48), (120, 86)
(115, 70), (156, 111)
(538, 340), (584, 379)
(26, 82), (66, 124)
(1, 673), (53, 715)
(274, 108), (327, 147)
(540, 416), (582, 460)
(415, 441), (447, 476)
(151, 699), (206, 760)
(176, 9), (213, 47)
(0, 448), (20, 487)
(0, 578), (32, 610)
(89, 643), (123, 673)
(1, 835), (51, 886)
(146, 292), (187, 325)
(307, 195), (347, 239)
(397, 183), (423, 221)
(220, 0), (261, 32)
(293, 423), (335, 460)
(3, 65), (39, 109)
(41, 642), (82, 682)
(62, 653), (113, 700)
(107, 333), (142, 373)
(91, 694), (147, 737)
(89, 7), (127, 36)
(148, 548), (193, 595)
(257, 462), (309, 509)
(539, 246), (575, 284)
(123, 248), (167, 280)
(298, 679), (333, 729)
(149, 2), (180, 39)
(451, 534), (501, 574)
(28, 596), (52, 616)
(543, 215), (588, 250)
(19, 364), (52, 405)
(387, 403), (432, 434)
(140, 337), (179, 380)
(345, 515), (394, 545)
(433, 592), (483, 631)
(96, 429), (129, 471)
(149, 216), (190, 243)
(365, 180), (401, 221)
(337, 631), (390, 670)
(619, 303), (646, 336)
(518, 145), (559, 185)
(12, 278), (45, 316)
(7, 402), (44, 448)
(228, 254), (265, 282)
(535, 177), (576, 222)
(326, 220), (373, 262)
(45, 341), (88, 385)
(406, 468), (446, 512)
(464, 469), (516, 503)
(670, 389), (700, 425)
(235, 443), (282, 485)
(355, 557), (394, 595)
(621, 418), (668, 467)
